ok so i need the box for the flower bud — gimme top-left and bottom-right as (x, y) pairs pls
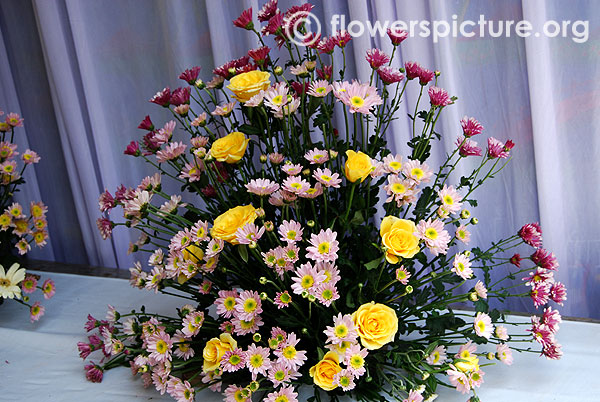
(421, 372), (430, 380)
(259, 277), (268, 285)
(308, 294), (316, 302)
(240, 388), (251, 398)
(302, 168), (311, 177)
(461, 209), (471, 219)
(260, 292), (268, 300)
(249, 381), (260, 392)
(301, 290), (309, 298)
(470, 217), (478, 225)
(260, 154), (268, 163)
(329, 150), (338, 159)
(255, 207), (265, 218)
(468, 292), (478, 301)
(274, 66), (283, 76)
(464, 250), (471, 257)
(307, 220), (315, 228)
(23, 296), (30, 302)
(264, 221), (274, 232)
(405, 285), (413, 294)
(249, 241), (258, 249)
(365, 376), (373, 383)
(252, 333), (262, 343)
(487, 352), (495, 360)
(435, 70), (441, 77)
(195, 79), (205, 89)
(302, 328), (309, 335)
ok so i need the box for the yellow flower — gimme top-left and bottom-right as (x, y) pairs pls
(227, 70), (271, 102)
(455, 354), (480, 372)
(352, 302), (398, 350)
(344, 150), (373, 183)
(211, 205), (256, 244)
(182, 243), (204, 264)
(380, 216), (420, 264)
(202, 333), (237, 373)
(309, 351), (342, 390)
(210, 132), (250, 164)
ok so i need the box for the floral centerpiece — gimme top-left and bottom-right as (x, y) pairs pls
(0, 109), (55, 318)
(82, 3), (566, 401)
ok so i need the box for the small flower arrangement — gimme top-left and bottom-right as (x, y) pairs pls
(0, 109), (54, 317)
(84, 3), (566, 401)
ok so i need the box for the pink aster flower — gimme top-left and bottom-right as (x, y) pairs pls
(428, 86), (452, 107)
(171, 379), (195, 402)
(313, 167), (342, 188)
(474, 281), (488, 299)
(395, 265), (411, 285)
(343, 343), (368, 377)
(456, 136), (482, 157)
(519, 222), (543, 248)
(30, 301), (45, 323)
(403, 390), (424, 402)
(6, 112), (24, 127)
(21, 149), (40, 164)
(331, 30), (352, 47)
(447, 365), (471, 394)
(291, 262), (326, 296)
(549, 282), (567, 305)
(495, 325), (509, 340)
(542, 307), (562, 332)
(337, 81), (383, 114)
(235, 290), (263, 321)
(246, 344), (272, 380)
(487, 137), (513, 159)
(402, 160), (433, 184)
(377, 66), (404, 85)
(274, 332), (307, 371)
(212, 101), (236, 117)
(42, 278), (56, 299)
(21, 275), (37, 294)
(451, 253), (473, 280)
(0, 160), (17, 175)
(415, 219), (451, 256)
(531, 248), (559, 270)
(278, 220), (303, 244)
(16, 239), (31, 255)
(282, 175), (310, 195)
(438, 184), (463, 215)
(324, 313), (358, 345)
(511, 253), (523, 267)
(455, 225), (471, 244)
(235, 222), (265, 245)
(221, 348), (247, 372)
(333, 369), (356, 391)
(0, 141), (18, 159)
(384, 177), (417, 209)
(474, 312), (493, 339)
(147, 332), (173, 364)
(181, 311), (205, 337)
(461, 116), (484, 137)
(246, 178), (279, 196)
(268, 360), (300, 387)
(156, 141), (187, 163)
(84, 362), (104, 383)
(306, 228), (339, 263)
(308, 80), (332, 97)
(190, 112), (207, 127)
(418, 68), (435, 85)
(232, 315), (263, 336)
(304, 148), (329, 165)
(365, 48), (390, 69)
(266, 385), (298, 402)
(530, 282), (551, 308)
(274, 290), (292, 309)
(281, 162), (302, 175)
(387, 27), (408, 45)
(425, 345), (446, 366)
(315, 282), (339, 307)
(215, 290), (239, 319)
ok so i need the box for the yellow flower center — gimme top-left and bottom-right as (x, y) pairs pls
(391, 183), (406, 194)
(443, 195), (454, 205)
(0, 279), (11, 287)
(322, 289), (334, 300)
(243, 298), (257, 313)
(477, 321), (486, 332)
(283, 346), (297, 359)
(275, 396), (289, 402)
(301, 275), (314, 289)
(316, 87), (326, 94)
(334, 324), (348, 338)
(250, 354), (263, 368)
(432, 351), (440, 364)
(389, 161), (401, 170)
(229, 354), (241, 365)
(224, 297), (236, 310)
(350, 355), (364, 368)
(271, 95), (284, 105)
(411, 167), (424, 179)
(425, 228), (438, 239)
(318, 242), (330, 254)
(156, 340), (167, 354)
(286, 230), (296, 240)
(274, 370), (285, 381)
(351, 96), (365, 107)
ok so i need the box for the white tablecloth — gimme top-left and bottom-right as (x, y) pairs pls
(0, 271), (598, 401)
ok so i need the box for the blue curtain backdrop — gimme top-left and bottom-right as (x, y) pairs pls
(0, 0), (598, 318)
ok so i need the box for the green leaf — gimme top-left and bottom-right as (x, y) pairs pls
(237, 124), (262, 136)
(238, 245), (248, 263)
(364, 257), (382, 271)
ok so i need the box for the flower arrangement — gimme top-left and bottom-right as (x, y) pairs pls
(84, 3), (566, 402)
(0, 109), (54, 317)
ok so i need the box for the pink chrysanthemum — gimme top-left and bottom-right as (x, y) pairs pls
(518, 222), (543, 248)
(42, 278), (56, 299)
(21, 149), (40, 164)
(245, 178), (279, 196)
(232, 315), (263, 336)
(221, 348), (247, 372)
(384, 175), (417, 207)
(461, 116), (484, 137)
(30, 301), (45, 323)
(402, 160), (433, 184)
(474, 312), (493, 339)
(415, 219), (451, 256)
(147, 331), (173, 364)
(447, 365), (471, 394)
(456, 136), (482, 157)
(304, 148), (329, 164)
(274, 290), (292, 309)
(404, 61), (421, 80)
(316, 262), (341, 286)
(215, 290), (239, 319)
(474, 281), (488, 299)
(451, 253), (472, 280)
(542, 306), (562, 332)
(487, 137), (512, 159)
(268, 360), (300, 387)
(306, 228), (339, 263)
(181, 311), (205, 337)
(6, 112), (24, 127)
(403, 390), (424, 402)
(282, 175), (310, 195)
(495, 325), (509, 340)
(531, 248), (559, 270)
(549, 282), (567, 305)
(377, 66), (404, 85)
(234, 290), (263, 321)
(278, 220), (303, 244)
(281, 162), (302, 176)
(365, 48), (390, 69)
(337, 80), (383, 114)
(530, 282), (551, 308)
(395, 265), (411, 285)
(428, 86), (452, 107)
(324, 313), (358, 345)
(246, 343), (272, 380)
(265, 385), (298, 402)
(425, 345), (446, 366)
(418, 68), (435, 85)
(438, 184), (463, 215)
(308, 80), (332, 97)
(21, 275), (38, 294)
(156, 142), (187, 163)
(344, 343), (368, 376)
(235, 222), (265, 245)
(291, 262), (326, 296)
(455, 224), (471, 244)
(312, 167), (342, 188)
(274, 333), (307, 371)
(171, 379), (195, 402)
(211, 101), (236, 117)
(333, 369), (356, 391)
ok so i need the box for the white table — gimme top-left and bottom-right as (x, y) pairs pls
(0, 271), (598, 401)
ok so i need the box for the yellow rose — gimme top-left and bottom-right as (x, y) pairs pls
(210, 132), (250, 164)
(344, 150), (374, 183)
(182, 243), (204, 264)
(380, 216), (420, 264)
(211, 205), (256, 244)
(455, 355), (480, 372)
(227, 70), (271, 102)
(202, 333), (237, 373)
(309, 351), (342, 391)
(352, 302), (398, 350)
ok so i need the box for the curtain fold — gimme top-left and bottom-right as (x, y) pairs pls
(0, 0), (597, 317)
